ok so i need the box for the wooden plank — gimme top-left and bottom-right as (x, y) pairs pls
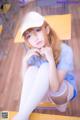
(7, 112), (80, 120)
(30, 113), (80, 120)
(45, 14), (71, 40)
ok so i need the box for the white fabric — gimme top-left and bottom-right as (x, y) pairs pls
(12, 63), (50, 120)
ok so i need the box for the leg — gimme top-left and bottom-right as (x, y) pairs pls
(56, 81), (74, 112)
(12, 66), (38, 120)
(21, 62), (50, 119)
(12, 62), (50, 120)
(19, 66), (39, 113)
(49, 80), (74, 112)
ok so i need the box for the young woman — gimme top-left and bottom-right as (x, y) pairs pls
(12, 11), (77, 120)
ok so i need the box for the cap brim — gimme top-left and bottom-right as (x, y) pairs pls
(14, 29), (24, 43)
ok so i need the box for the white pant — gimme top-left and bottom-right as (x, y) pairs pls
(19, 62), (50, 118)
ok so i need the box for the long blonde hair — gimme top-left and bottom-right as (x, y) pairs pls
(44, 22), (61, 65)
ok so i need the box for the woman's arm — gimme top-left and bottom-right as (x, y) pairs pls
(40, 47), (60, 92)
(49, 59), (60, 92)
(40, 45), (75, 105)
(57, 70), (67, 85)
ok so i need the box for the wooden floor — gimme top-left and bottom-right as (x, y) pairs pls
(0, 1), (80, 117)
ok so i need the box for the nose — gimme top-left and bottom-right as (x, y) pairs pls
(32, 31), (39, 40)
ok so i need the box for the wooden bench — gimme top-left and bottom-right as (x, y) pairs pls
(2, 111), (80, 120)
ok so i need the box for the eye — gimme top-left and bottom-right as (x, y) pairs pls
(27, 34), (31, 39)
(35, 28), (41, 32)
(25, 33), (31, 39)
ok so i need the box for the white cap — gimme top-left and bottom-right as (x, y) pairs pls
(21, 11), (44, 33)
(15, 11), (45, 43)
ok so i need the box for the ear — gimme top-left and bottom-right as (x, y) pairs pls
(45, 26), (50, 35)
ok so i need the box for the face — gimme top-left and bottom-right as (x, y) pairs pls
(23, 25), (50, 49)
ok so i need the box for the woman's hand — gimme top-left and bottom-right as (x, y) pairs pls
(40, 47), (59, 92)
(22, 48), (40, 75)
(40, 47), (54, 63)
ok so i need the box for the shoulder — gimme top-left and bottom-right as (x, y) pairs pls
(60, 43), (73, 61)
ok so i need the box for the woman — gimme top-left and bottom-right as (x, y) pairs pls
(12, 11), (77, 120)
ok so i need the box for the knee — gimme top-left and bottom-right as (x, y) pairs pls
(49, 81), (74, 105)
(22, 66), (38, 82)
(40, 62), (49, 71)
(24, 66), (38, 76)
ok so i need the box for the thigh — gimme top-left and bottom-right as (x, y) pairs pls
(65, 73), (77, 100)
(37, 62), (50, 102)
(22, 66), (39, 84)
(37, 62), (49, 78)
(40, 89), (51, 103)
(47, 81), (75, 104)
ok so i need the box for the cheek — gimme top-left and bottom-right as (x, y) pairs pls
(37, 32), (45, 41)
(25, 38), (33, 48)
(42, 32), (49, 44)
(28, 36), (35, 44)
(28, 40), (35, 46)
